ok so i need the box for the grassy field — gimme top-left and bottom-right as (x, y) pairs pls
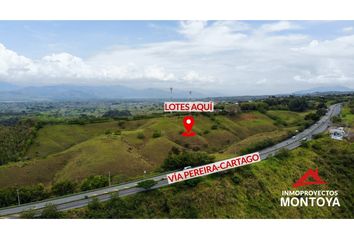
(0, 110), (310, 188)
(266, 110), (309, 126)
(342, 105), (354, 127)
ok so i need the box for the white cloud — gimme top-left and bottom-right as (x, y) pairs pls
(179, 21), (208, 38)
(342, 26), (353, 33)
(259, 21), (300, 33)
(144, 66), (175, 81)
(1, 21), (354, 95)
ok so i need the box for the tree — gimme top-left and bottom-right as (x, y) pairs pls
(231, 174), (241, 184)
(105, 194), (129, 218)
(137, 132), (145, 139)
(20, 209), (36, 219)
(102, 110), (131, 118)
(152, 130), (161, 138)
(86, 198), (106, 218)
(137, 180), (157, 189)
(274, 148), (290, 160)
(184, 178), (201, 187)
(52, 181), (77, 196)
(81, 175), (109, 191)
(40, 204), (62, 219)
(162, 151), (214, 171)
(288, 98), (308, 112)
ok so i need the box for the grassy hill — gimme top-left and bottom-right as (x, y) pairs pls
(65, 104), (353, 219)
(68, 135), (353, 219)
(0, 110), (310, 188)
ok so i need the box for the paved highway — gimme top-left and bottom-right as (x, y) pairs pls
(0, 103), (341, 218)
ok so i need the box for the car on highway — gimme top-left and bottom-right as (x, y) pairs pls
(301, 137), (307, 141)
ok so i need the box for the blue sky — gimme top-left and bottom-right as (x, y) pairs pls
(0, 21), (183, 58)
(0, 21), (354, 95)
(1, 21), (353, 58)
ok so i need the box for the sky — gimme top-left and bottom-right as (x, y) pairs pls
(0, 20), (353, 95)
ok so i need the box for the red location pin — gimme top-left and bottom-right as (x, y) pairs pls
(182, 116), (196, 137)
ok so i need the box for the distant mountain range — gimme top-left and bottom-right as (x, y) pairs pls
(0, 82), (208, 101)
(0, 81), (353, 101)
(293, 86), (353, 95)
(0, 81), (19, 91)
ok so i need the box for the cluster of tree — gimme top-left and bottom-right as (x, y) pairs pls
(273, 148), (291, 160)
(0, 184), (49, 208)
(239, 102), (269, 113)
(102, 110), (132, 119)
(305, 108), (327, 122)
(66, 114), (109, 125)
(0, 175), (110, 208)
(162, 150), (214, 171)
(20, 203), (63, 219)
(71, 192), (199, 219)
(349, 100), (354, 114)
(214, 103), (241, 116)
(0, 119), (39, 165)
(239, 96), (313, 113)
(263, 96), (313, 112)
(80, 176), (109, 191)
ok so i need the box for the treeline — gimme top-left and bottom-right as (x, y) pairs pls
(0, 175), (110, 208)
(304, 102), (327, 123)
(161, 148), (215, 171)
(240, 96), (313, 112)
(1, 150), (215, 208)
(0, 119), (39, 165)
(349, 100), (354, 114)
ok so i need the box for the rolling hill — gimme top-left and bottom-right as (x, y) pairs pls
(0, 110), (310, 188)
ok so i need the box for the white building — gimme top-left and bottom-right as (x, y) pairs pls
(329, 127), (346, 141)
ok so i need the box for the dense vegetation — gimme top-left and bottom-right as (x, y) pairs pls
(162, 151), (214, 171)
(0, 119), (39, 165)
(0, 175), (110, 208)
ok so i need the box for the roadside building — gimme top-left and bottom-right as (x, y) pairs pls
(329, 127), (346, 140)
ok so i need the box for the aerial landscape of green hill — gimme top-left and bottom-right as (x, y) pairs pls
(66, 135), (353, 219)
(0, 94), (352, 219)
(0, 109), (304, 188)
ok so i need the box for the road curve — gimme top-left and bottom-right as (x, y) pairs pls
(0, 103), (342, 217)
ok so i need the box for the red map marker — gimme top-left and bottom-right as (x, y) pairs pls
(182, 116), (196, 137)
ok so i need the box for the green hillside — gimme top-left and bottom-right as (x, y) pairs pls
(0, 110), (309, 188)
(69, 135), (353, 219)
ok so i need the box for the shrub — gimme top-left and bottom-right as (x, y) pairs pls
(137, 132), (145, 139)
(184, 178), (201, 187)
(152, 130), (161, 138)
(211, 124), (218, 130)
(52, 180), (77, 196)
(20, 209), (36, 219)
(162, 151), (214, 171)
(117, 121), (125, 128)
(274, 148), (290, 160)
(169, 146), (181, 155)
(231, 174), (241, 184)
(40, 204), (63, 219)
(81, 175), (109, 191)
